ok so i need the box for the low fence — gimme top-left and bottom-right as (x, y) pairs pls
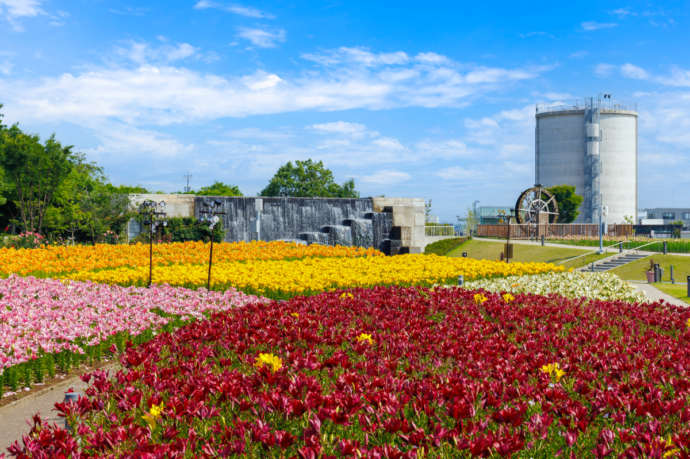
(425, 225), (458, 237)
(477, 223), (634, 239)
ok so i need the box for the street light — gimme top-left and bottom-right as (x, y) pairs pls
(472, 200), (480, 236)
(138, 200), (167, 287)
(199, 200), (225, 291)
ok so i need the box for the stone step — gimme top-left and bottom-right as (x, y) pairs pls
(580, 252), (651, 273)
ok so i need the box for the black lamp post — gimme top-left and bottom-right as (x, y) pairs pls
(138, 200), (167, 287)
(199, 200), (225, 291)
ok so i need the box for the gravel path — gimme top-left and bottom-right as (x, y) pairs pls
(0, 363), (119, 455)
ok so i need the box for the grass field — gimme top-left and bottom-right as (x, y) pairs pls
(549, 238), (690, 254)
(654, 283), (690, 303)
(609, 253), (690, 282)
(447, 239), (608, 269)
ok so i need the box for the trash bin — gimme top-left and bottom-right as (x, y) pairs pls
(646, 270), (655, 283)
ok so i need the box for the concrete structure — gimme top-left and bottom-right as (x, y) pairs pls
(128, 195), (426, 254)
(372, 197), (426, 253)
(642, 208), (690, 228)
(535, 97), (637, 224)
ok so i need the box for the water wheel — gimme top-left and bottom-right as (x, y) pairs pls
(514, 185), (559, 224)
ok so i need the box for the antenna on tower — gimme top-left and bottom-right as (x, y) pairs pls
(184, 173), (192, 193)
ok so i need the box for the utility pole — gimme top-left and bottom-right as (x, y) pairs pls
(184, 173), (192, 193)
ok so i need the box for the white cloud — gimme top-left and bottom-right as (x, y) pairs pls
(542, 92), (573, 101)
(416, 139), (470, 158)
(569, 50), (589, 59)
(621, 63), (649, 80)
(0, 59), (12, 75)
(360, 170), (411, 185)
(436, 166), (484, 181)
(84, 123), (194, 160)
(302, 47), (409, 67)
(595, 63), (615, 77)
(610, 8), (636, 17)
(115, 41), (200, 64)
(0, 44), (551, 126)
(237, 27), (286, 48)
(464, 66), (547, 84)
(656, 67), (690, 87)
(193, 1), (272, 19)
(0, 0), (44, 30)
(414, 52), (449, 65)
(310, 121), (371, 137)
(242, 71), (282, 90)
(581, 21), (618, 31)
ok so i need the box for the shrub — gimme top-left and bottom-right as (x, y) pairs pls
(424, 237), (468, 255)
(132, 217), (224, 243)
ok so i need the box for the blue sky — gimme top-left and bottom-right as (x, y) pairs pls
(1, 0), (689, 222)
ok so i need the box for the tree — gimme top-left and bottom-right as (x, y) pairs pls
(0, 126), (74, 234)
(547, 185), (583, 223)
(424, 199), (432, 222)
(463, 208), (478, 237)
(260, 159), (359, 198)
(196, 181), (242, 196)
(107, 184), (150, 194)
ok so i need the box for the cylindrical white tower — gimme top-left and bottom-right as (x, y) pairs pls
(535, 97), (637, 224)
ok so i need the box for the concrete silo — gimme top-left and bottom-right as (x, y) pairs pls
(535, 97), (637, 224)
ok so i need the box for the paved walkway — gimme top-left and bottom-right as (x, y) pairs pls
(628, 281), (689, 307)
(0, 364), (119, 455)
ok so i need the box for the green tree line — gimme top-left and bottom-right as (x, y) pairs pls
(1, 107), (361, 243)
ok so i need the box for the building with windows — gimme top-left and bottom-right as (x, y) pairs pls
(641, 208), (690, 228)
(478, 206), (514, 224)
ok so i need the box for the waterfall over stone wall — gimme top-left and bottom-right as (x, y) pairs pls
(194, 196), (399, 253)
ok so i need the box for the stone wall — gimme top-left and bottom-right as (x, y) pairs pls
(128, 194), (425, 254)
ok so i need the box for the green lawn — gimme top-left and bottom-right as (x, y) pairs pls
(447, 239), (608, 269)
(654, 283), (690, 303)
(609, 254), (690, 282)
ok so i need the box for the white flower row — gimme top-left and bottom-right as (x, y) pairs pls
(464, 271), (645, 302)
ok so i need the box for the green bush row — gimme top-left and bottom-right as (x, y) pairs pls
(424, 237), (469, 256)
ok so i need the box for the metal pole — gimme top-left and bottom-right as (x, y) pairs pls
(598, 202), (603, 254)
(506, 219), (511, 263)
(687, 276), (690, 298)
(619, 241), (623, 253)
(670, 265), (675, 284)
(148, 220), (153, 288)
(207, 237), (214, 291)
(663, 241), (668, 255)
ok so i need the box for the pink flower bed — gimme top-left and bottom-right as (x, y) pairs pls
(0, 275), (263, 373)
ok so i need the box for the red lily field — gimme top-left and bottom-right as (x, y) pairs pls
(11, 286), (690, 458)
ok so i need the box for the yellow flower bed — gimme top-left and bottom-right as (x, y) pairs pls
(0, 240), (381, 276)
(65, 254), (564, 298)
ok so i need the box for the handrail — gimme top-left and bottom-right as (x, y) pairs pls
(556, 240), (659, 265)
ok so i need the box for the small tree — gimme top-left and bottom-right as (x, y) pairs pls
(547, 185), (583, 223)
(261, 159), (359, 198)
(464, 208), (478, 237)
(196, 181), (242, 196)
